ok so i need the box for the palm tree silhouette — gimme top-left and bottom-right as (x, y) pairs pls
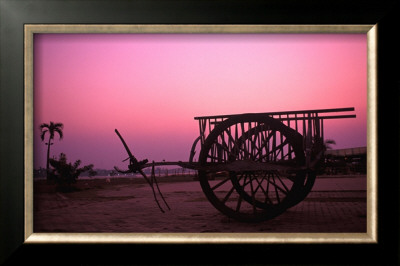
(324, 139), (336, 150)
(40, 122), (63, 180)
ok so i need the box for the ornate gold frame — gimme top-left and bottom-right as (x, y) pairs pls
(24, 24), (378, 244)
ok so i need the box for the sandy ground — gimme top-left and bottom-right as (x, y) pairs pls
(33, 175), (367, 233)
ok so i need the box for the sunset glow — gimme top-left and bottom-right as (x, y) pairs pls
(33, 33), (367, 170)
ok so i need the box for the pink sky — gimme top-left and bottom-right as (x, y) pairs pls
(33, 33), (367, 170)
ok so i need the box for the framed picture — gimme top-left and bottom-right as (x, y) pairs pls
(1, 1), (399, 265)
(25, 24), (377, 243)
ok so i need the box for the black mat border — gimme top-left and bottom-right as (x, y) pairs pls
(1, 0), (399, 265)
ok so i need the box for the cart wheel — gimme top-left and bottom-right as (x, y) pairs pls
(286, 137), (324, 207)
(286, 169), (316, 208)
(198, 114), (306, 222)
(237, 126), (317, 209)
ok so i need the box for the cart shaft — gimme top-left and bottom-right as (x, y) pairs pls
(142, 161), (199, 170)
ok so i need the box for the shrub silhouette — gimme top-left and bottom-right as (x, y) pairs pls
(49, 153), (97, 192)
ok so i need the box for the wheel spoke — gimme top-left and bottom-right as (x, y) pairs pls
(222, 186), (235, 203)
(235, 194), (243, 212)
(223, 129), (235, 152)
(274, 172), (290, 193)
(241, 172), (249, 188)
(217, 138), (233, 159)
(240, 122), (249, 159)
(211, 176), (231, 190)
(207, 154), (221, 162)
(265, 173), (272, 204)
(272, 173), (281, 203)
(249, 175), (257, 214)
(269, 178), (289, 195)
(261, 138), (290, 161)
(247, 128), (276, 162)
(249, 122), (260, 161)
(268, 172), (289, 194)
(252, 172), (268, 195)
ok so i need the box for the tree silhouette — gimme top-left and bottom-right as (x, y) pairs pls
(40, 122), (63, 180)
(324, 139), (336, 150)
(49, 153), (96, 191)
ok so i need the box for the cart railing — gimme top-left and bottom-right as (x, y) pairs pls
(194, 107), (355, 150)
(194, 107), (355, 120)
(194, 107), (356, 168)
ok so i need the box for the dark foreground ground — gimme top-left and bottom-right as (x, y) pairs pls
(33, 174), (367, 233)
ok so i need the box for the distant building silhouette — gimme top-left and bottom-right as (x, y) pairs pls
(324, 147), (367, 175)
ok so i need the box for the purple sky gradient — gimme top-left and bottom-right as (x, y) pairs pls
(33, 33), (367, 170)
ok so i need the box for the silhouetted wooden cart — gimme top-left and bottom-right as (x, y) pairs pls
(115, 107), (356, 222)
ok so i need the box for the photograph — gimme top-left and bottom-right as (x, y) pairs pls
(1, 0), (399, 265)
(28, 25), (374, 238)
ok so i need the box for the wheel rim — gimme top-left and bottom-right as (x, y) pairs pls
(286, 169), (316, 208)
(198, 114), (306, 222)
